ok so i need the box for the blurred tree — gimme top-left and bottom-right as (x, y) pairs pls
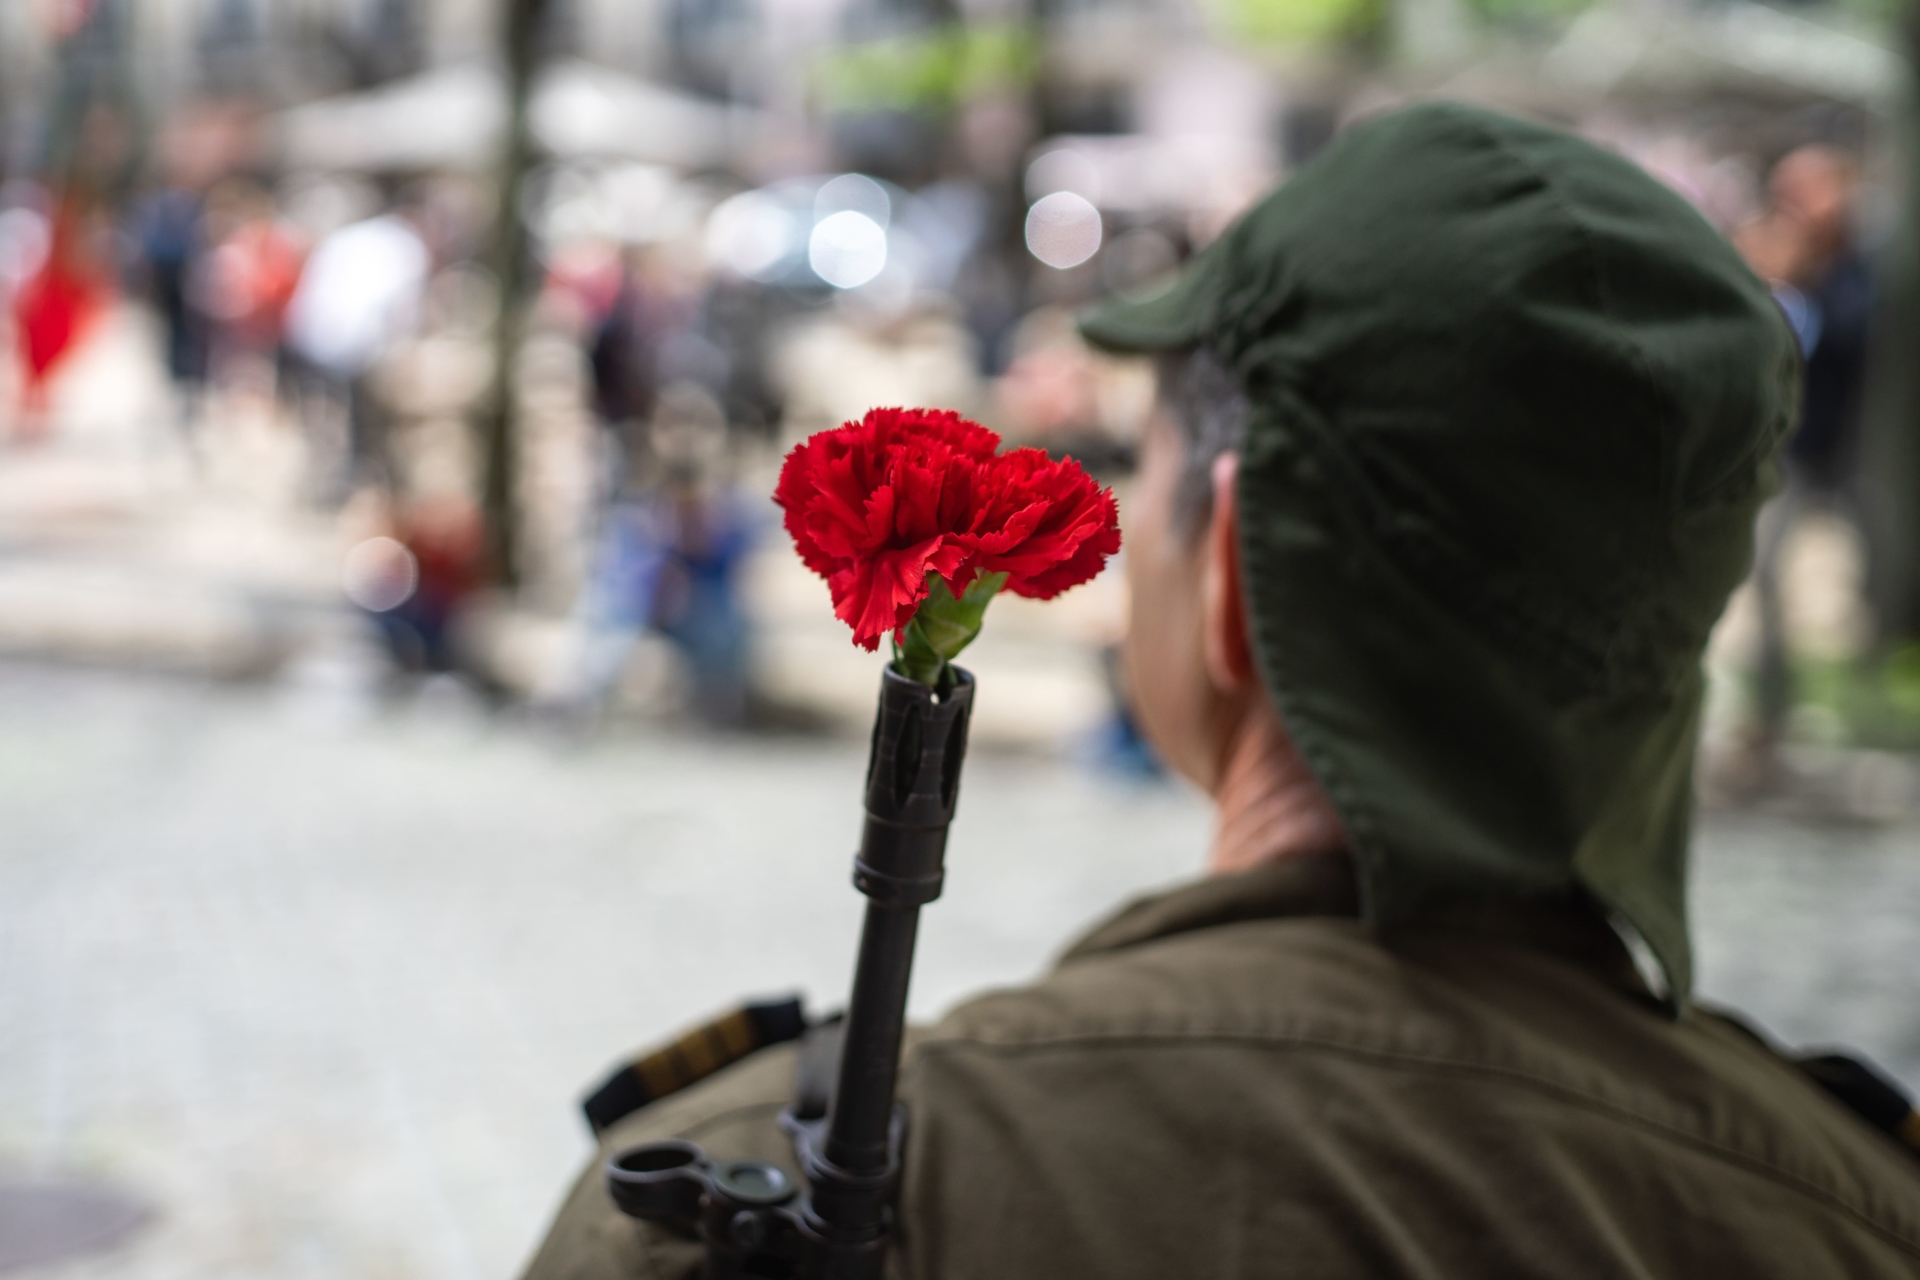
(477, 0), (555, 588)
(1215, 0), (1386, 45)
(1860, 3), (1920, 646)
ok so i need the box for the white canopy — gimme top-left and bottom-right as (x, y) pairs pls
(1540, 0), (1898, 105)
(276, 60), (761, 172)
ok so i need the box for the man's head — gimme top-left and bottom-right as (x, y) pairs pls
(1126, 348), (1351, 875)
(1088, 102), (1800, 1003)
(1123, 351), (1250, 791)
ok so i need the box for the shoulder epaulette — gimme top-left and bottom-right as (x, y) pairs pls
(1798, 1052), (1920, 1160)
(583, 995), (808, 1135)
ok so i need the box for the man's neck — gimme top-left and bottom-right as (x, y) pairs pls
(1207, 702), (1347, 876)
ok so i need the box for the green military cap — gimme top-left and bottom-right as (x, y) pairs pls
(1082, 102), (1800, 1004)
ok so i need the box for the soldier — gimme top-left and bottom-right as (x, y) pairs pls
(524, 103), (1920, 1278)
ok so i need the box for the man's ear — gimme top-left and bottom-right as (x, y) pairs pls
(1202, 452), (1259, 692)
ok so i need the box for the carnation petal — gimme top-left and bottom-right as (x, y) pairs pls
(828, 533), (951, 649)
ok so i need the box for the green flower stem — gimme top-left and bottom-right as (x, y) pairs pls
(892, 571), (1008, 687)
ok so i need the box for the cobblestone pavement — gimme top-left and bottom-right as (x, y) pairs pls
(3, 660), (1917, 1280)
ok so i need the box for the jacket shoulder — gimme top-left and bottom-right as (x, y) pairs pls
(901, 916), (1920, 1278)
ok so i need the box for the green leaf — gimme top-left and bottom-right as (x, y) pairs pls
(892, 571), (1008, 687)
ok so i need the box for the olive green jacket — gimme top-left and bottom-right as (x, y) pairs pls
(524, 855), (1920, 1278)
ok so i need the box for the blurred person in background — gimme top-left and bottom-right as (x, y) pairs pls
(697, 270), (788, 443)
(1734, 145), (1874, 773)
(283, 187), (432, 500)
(128, 179), (211, 434)
(649, 445), (757, 727)
(585, 245), (672, 501)
(344, 490), (486, 685)
(193, 179), (307, 396)
(525, 105), (1920, 1280)
(12, 195), (107, 437)
(547, 387), (758, 730)
(576, 241), (723, 506)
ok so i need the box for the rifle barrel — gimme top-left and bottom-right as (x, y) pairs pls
(803, 665), (974, 1273)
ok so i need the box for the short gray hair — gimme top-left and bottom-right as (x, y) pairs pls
(1155, 347), (1249, 541)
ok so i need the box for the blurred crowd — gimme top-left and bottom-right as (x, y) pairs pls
(0, 0), (1906, 777)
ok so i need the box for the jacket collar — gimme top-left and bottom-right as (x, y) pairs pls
(1058, 852), (1359, 963)
(1058, 851), (1652, 1001)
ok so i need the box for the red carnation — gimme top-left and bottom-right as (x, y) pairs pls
(776, 408), (997, 649)
(956, 446), (1123, 600)
(775, 407), (1121, 681)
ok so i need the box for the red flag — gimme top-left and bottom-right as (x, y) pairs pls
(13, 201), (105, 414)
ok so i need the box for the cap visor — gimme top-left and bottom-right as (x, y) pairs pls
(1076, 262), (1210, 354)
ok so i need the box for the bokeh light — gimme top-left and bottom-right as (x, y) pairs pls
(1024, 192), (1103, 270)
(341, 537), (420, 612)
(809, 210), (889, 288)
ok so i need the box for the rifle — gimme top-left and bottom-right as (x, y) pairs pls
(605, 664), (975, 1279)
